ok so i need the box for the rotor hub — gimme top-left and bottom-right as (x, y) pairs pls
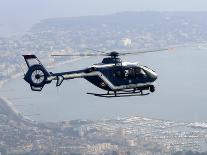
(108, 51), (119, 58)
(31, 69), (45, 85)
(35, 74), (41, 79)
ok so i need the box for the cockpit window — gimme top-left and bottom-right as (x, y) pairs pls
(115, 67), (146, 79)
(125, 68), (135, 78)
(135, 67), (146, 78)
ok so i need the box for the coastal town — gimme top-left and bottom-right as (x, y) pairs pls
(0, 96), (207, 155)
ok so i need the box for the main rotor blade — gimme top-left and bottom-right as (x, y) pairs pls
(119, 41), (207, 55)
(119, 48), (173, 55)
(52, 48), (109, 57)
(85, 48), (107, 54)
(51, 48), (172, 57)
(51, 53), (107, 57)
(51, 41), (206, 58)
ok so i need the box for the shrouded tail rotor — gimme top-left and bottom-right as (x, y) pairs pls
(31, 69), (45, 85)
(23, 55), (52, 91)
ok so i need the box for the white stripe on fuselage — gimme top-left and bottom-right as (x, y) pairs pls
(51, 70), (153, 91)
(91, 71), (153, 90)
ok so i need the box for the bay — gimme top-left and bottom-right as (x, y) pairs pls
(1, 47), (207, 122)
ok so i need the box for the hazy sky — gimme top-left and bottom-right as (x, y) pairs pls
(0, 0), (207, 36)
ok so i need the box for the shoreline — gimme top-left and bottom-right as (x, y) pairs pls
(0, 96), (34, 124)
(1, 93), (207, 129)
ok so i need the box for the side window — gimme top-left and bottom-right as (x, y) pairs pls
(124, 68), (135, 78)
(115, 68), (140, 79)
(128, 68), (135, 78)
(135, 67), (146, 78)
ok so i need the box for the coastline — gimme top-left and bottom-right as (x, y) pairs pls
(1, 91), (207, 131)
(1, 94), (207, 129)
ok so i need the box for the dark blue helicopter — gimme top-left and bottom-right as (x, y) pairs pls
(22, 48), (169, 97)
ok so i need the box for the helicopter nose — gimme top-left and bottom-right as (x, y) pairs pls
(148, 69), (158, 82)
(142, 66), (158, 82)
(151, 71), (158, 81)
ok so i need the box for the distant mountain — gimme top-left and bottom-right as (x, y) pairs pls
(30, 12), (207, 49)
(31, 12), (207, 33)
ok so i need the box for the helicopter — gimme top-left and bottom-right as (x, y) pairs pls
(22, 48), (171, 97)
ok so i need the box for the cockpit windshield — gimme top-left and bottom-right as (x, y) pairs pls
(134, 67), (146, 77)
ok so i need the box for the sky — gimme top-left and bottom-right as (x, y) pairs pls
(0, 0), (207, 36)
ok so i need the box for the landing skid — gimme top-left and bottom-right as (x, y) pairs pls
(87, 91), (150, 98)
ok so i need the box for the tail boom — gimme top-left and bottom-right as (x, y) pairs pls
(22, 55), (88, 91)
